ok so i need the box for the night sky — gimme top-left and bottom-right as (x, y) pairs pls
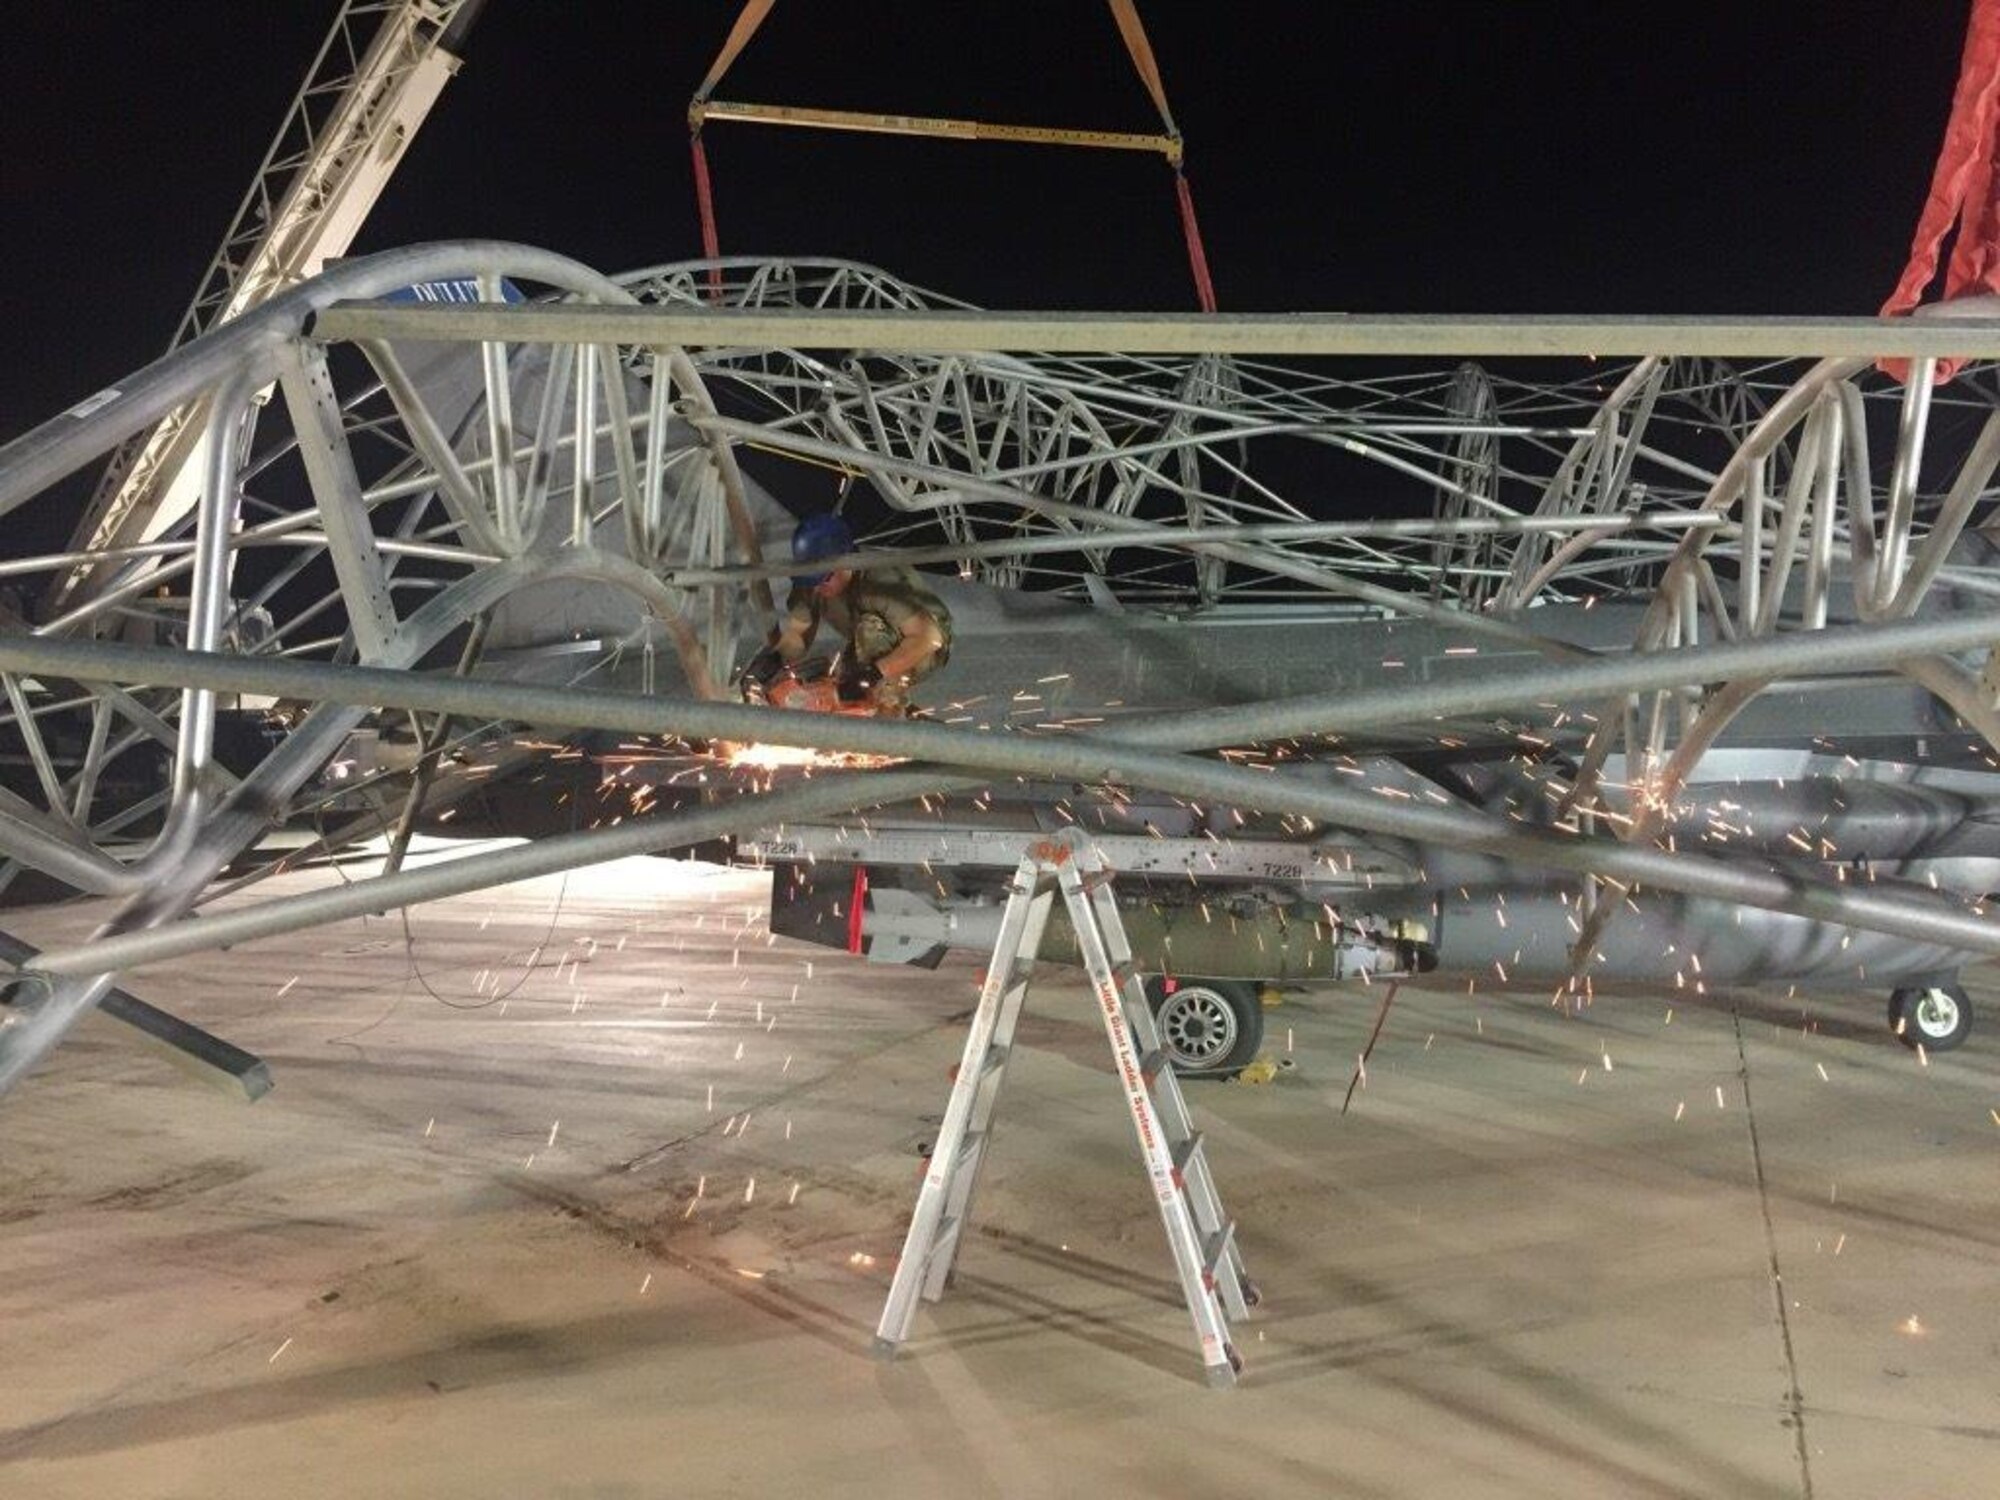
(0, 2), (1972, 447)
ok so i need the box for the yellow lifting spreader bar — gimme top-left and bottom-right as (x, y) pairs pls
(689, 97), (1184, 164)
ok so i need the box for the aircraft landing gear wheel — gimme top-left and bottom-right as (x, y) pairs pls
(1889, 983), (1971, 1052)
(1144, 976), (1264, 1078)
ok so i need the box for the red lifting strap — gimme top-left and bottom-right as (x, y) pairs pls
(689, 133), (723, 299)
(685, 0), (1219, 312)
(1108, 0), (1217, 311)
(1175, 170), (1218, 313)
(687, 0), (775, 298)
(695, 0), (777, 103)
(1106, 0), (1179, 137)
(1880, 0), (2000, 382)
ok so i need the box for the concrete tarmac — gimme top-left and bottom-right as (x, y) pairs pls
(2, 848), (1997, 1498)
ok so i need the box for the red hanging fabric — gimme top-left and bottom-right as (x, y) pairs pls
(690, 133), (723, 299)
(1880, 0), (2000, 382)
(1175, 170), (1218, 313)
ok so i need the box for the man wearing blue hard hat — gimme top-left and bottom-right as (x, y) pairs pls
(741, 513), (952, 712)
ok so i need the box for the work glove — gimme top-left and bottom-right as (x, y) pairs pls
(741, 645), (786, 689)
(836, 657), (883, 704)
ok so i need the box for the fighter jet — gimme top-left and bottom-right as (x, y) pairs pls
(5, 248), (2000, 1096)
(8, 0), (2000, 1108)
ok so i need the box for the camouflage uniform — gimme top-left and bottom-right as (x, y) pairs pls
(781, 566), (952, 706)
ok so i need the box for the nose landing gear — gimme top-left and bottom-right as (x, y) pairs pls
(1889, 982), (1972, 1052)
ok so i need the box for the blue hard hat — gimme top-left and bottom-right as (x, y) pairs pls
(791, 513), (855, 586)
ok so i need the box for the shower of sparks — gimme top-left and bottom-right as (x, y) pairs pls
(716, 741), (901, 772)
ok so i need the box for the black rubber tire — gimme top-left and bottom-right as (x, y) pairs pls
(1144, 975), (1265, 1078)
(1889, 983), (1972, 1051)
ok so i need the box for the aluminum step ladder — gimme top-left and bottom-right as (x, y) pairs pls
(871, 830), (1257, 1387)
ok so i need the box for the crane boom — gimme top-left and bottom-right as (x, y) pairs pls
(49, 0), (482, 614)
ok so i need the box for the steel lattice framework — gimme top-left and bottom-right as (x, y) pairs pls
(5, 241), (2000, 1094)
(56, 2), (476, 610)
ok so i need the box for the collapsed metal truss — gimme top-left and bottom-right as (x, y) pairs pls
(56, 1), (476, 611)
(4, 241), (2000, 1095)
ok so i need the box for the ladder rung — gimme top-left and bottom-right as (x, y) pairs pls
(1172, 1131), (1206, 1176)
(947, 1042), (1010, 1087)
(931, 1212), (965, 1263)
(1139, 1046), (1169, 1082)
(1107, 959), (1138, 991)
(1079, 868), (1116, 893)
(953, 1129), (987, 1174)
(1200, 1220), (1238, 1286)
